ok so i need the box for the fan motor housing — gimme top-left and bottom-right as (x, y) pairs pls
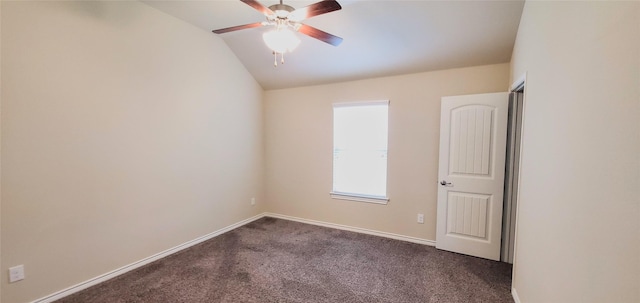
(268, 3), (295, 18)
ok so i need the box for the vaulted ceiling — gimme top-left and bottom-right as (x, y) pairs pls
(143, 0), (525, 90)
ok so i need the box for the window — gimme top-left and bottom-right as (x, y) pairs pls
(331, 100), (389, 204)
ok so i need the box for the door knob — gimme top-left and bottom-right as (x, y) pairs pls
(440, 180), (452, 186)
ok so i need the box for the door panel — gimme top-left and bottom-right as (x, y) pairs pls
(450, 105), (494, 176)
(447, 192), (489, 239)
(436, 92), (508, 261)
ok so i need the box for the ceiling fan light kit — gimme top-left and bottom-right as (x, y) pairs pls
(212, 0), (343, 67)
(263, 28), (300, 66)
(263, 28), (300, 54)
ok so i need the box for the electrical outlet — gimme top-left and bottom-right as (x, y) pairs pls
(417, 213), (424, 224)
(251, 197), (256, 206)
(9, 265), (25, 283)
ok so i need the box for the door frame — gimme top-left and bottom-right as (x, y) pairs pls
(501, 78), (526, 263)
(505, 72), (527, 279)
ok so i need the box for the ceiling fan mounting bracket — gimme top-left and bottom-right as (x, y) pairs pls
(268, 3), (295, 14)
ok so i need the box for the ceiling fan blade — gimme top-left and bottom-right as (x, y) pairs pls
(240, 0), (274, 16)
(298, 24), (343, 46)
(212, 22), (264, 34)
(289, 0), (342, 22)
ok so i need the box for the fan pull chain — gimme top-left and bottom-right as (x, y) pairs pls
(272, 52), (287, 67)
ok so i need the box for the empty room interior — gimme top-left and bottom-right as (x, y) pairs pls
(1, 0), (639, 302)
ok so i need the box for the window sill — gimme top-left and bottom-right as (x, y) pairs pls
(330, 192), (389, 205)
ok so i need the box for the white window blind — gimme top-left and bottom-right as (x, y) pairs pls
(332, 100), (389, 203)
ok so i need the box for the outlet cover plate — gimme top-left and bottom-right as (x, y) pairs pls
(9, 265), (25, 283)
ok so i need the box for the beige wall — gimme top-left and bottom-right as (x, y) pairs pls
(1, 2), (264, 302)
(510, 1), (639, 302)
(8, 1), (638, 302)
(0, 1), (3, 301)
(264, 64), (509, 241)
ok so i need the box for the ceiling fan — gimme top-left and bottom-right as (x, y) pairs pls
(212, 0), (343, 65)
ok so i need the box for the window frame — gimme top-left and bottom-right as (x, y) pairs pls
(330, 100), (390, 205)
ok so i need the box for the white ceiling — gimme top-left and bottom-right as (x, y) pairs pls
(143, 0), (525, 90)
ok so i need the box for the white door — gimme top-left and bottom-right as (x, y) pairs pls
(435, 92), (509, 261)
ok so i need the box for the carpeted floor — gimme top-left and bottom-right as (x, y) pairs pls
(57, 217), (513, 303)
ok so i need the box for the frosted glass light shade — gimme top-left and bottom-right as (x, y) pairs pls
(262, 29), (301, 53)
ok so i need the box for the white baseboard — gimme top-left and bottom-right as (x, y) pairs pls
(32, 213), (266, 303)
(512, 287), (521, 303)
(264, 212), (436, 246)
(33, 212), (435, 302)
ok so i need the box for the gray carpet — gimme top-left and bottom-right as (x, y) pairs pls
(57, 217), (513, 303)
